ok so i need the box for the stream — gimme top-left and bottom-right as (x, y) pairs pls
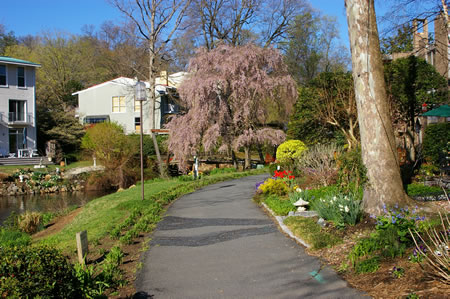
(0, 190), (112, 225)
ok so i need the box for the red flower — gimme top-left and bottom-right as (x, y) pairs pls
(289, 175), (295, 180)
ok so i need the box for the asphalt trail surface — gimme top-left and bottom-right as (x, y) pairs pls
(134, 174), (366, 299)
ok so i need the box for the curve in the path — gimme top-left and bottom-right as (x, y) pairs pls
(134, 174), (367, 299)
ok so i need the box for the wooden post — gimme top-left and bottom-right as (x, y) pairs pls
(76, 230), (88, 264)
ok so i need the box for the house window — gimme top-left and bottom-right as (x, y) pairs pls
(84, 115), (109, 124)
(9, 100), (26, 122)
(112, 96), (126, 112)
(0, 65), (7, 86)
(17, 67), (25, 87)
(135, 117), (141, 133)
(9, 128), (26, 154)
(134, 99), (141, 112)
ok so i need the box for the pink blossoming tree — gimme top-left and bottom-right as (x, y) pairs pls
(166, 44), (297, 170)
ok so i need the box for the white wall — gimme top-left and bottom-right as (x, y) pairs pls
(0, 64), (37, 154)
(78, 81), (162, 134)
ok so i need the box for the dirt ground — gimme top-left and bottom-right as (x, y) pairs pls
(307, 205), (450, 299)
(32, 208), (83, 240)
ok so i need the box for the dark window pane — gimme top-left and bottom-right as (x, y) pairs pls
(0, 65), (6, 86)
(17, 67), (25, 87)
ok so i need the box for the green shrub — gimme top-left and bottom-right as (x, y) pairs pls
(422, 122), (450, 166)
(300, 185), (339, 207)
(264, 195), (296, 216)
(349, 237), (381, 266)
(337, 147), (367, 193)
(259, 178), (289, 196)
(0, 246), (81, 298)
(311, 192), (363, 228)
(0, 229), (31, 247)
(406, 183), (445, 197)
(101, 246), (125, 285)
(74, 263), (109, 298)
(276, 140), (307, 164)
(375, 205), (425, 246)
(354, 257), (380, 274)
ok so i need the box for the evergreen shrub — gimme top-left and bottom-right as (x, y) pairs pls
(0, 246), (81, 298)
(422, 123), (450, 167)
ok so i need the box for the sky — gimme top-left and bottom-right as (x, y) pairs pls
(1, 0), (354, 47)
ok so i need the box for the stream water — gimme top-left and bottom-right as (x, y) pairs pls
(0, 190), (112, 225)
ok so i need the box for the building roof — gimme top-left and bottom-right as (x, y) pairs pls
(72, 72), (187, 96)
(422, 104), (450, 117)
(0, 56), (41, 67)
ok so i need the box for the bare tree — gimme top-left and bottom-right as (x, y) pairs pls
(313, 72), (359, 149)
(111, 0), (191, 175)
(185, 0), (310, 49)
(345, 0), (413, 215)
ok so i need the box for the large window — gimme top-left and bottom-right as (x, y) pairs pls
(0, 65), (7, 86)
(9, 100), (26, 122)
(17, 67), (25, 87)
(84, 115), (109, 124)
(9, 128), (26, 154)
(134, 99), (141, 112)
(112, 96), (126, 112)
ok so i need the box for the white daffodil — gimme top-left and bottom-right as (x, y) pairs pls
(296, 188), (302, 193)
(344, 206), (349, 213)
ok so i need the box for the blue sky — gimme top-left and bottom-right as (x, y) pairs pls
(0, 0), (385, 49)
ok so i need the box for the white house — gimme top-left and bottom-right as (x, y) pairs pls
(0, 56), (40, 157)
(73, 72), (186, 135)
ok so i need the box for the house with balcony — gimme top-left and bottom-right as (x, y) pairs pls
(73, 72), (186, 135)
(0, 56), (40, 157)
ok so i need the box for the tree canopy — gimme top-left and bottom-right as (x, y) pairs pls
(282, 12), (350, 85)
(385, 55), (448, 129)
(167, 44), (297, 169)
(287, 71), (357, 147)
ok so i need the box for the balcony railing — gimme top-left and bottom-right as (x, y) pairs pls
(0, 112), (33, 126)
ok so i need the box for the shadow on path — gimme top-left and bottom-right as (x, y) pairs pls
(157, 216), (272, 230)
(152, 225), (277, 247)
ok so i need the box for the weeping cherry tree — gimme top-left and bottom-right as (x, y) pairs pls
(167, 44), (297, 169)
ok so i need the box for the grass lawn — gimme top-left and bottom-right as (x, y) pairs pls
(35, 169), (267, 253)
(284, 216), (342, 250)
(0, 160), (93, 175)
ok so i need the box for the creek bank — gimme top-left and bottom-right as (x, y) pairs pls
(0, 166), (105, 196)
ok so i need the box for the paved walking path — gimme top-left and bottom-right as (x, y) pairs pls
(135, 174), (366, 298)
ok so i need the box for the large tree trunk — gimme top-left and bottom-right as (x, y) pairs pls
(244, 146), (251, 169)
(345, 0), (412, 215)
(257, 145), (265, 164)
(148, 43), (165, 177)
(231, 150), (238, 169)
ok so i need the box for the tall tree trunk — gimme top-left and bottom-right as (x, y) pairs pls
(244, 146), (251, 169)
(345, 0), (412, 215)
(148, 43), (165, 177)
(257, 145), (264, 164)
(231, 150), (238, 169)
